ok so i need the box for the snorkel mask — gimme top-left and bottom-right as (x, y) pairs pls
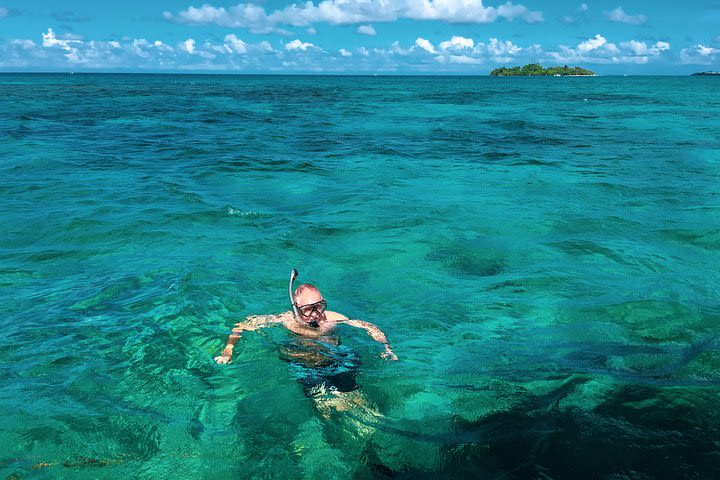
(289, 268), (319, 328)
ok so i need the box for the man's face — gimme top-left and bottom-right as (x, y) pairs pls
(295, 289), (327, 324)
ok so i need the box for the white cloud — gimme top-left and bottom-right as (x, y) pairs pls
(42, 28), (76, 48)
(607, 7), (646, 25)
(578, 34), (606, 52)
(544, 35), (671, 65)
(443, 54), (483, 64)
(2, 27), (681, 72)
(414, 37), (435, 54)
(390, 41), (409, 55)
(256, 40), (274, 53)
(0, 7), (7, 17)
(127, 39), (174, 60)
(439, 35), (474, 52)
(285, 39), (314, 51)
(132, 39), (152, 58)
(224, 34), (247, 54)
(680, 44), (719, 64)
(59, 32), (84, 41)
(404, 35), (523, 64)
(497, 3), (543, 23)
(580, 3), (588, 12)
(619, 40), (669, 56)
(42, 28), (83, 62)
(165, 0), (544, 33)
(357, 24), (376, 36)
(307, 27), (317, 34)
(10, 39), (35, 49)
(183, 38), (196, 54)
(484, 37), (521, 57)
(697, 45), (718, 56)
(165, 4), (276, 33)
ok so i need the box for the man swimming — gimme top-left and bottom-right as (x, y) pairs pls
(214, 271), (397, 365)
(214, 270), (396, 415)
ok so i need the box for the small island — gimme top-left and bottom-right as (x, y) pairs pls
(490, 63), (595, 76)
(691, 71), (720, 76)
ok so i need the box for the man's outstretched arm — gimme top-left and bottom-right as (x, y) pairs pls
(343, 319), (398, 360)
(214, 314), (284, 364)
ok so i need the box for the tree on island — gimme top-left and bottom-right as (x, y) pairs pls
(490, 64), (595, 76)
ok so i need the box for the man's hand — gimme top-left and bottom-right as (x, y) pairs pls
(214, 355), (231, 364)
(343, 319), (397, 361)
(381, 346), (398, 361)
(214, 345), (234, 364)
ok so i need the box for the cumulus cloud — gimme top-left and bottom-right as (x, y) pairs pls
(164, 0), (544, 33)
(485, 37), (521, 57)
(285, 39), (314, 51)
(224, 33), (247, 54)
(544, 34), (670, 65)
(607, 7), (646, 25)
(132, 39), (152, 58)
(357, 24), (376, 36)
(414, 37), (435, 54)
(390, 35), (523, 65)
(130, 39), (174, 59)
(439, 35), (474, 52)
(182, 38), (196, 54)
(680, 44), (720, 64)
(578, 34), (607, 52)
(42, 28), (83, 62)
(1, 27), (681, 72)
(619, 40), (669, 56)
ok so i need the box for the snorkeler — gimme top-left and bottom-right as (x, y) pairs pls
(214, 269), (397, 365)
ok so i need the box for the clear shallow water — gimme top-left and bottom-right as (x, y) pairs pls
(1, 73), (719, 479)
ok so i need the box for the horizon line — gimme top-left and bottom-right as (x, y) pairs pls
(0, 71), (707, 77)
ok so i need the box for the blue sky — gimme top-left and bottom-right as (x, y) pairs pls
(0, 1), (718, 73)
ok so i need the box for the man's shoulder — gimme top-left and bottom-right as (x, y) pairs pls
(326, 311), (349, 321)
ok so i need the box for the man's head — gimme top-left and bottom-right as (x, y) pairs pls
(293, 283), (327, 326)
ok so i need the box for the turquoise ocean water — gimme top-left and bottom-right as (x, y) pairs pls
(1, 74), (719, 478)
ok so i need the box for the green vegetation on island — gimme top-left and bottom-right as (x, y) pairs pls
(691, 71), (720, 76)
(490, 63), (595, 76)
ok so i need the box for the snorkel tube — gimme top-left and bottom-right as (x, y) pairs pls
(289, 268), (300, 319)
(288, 268), (319, 328)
